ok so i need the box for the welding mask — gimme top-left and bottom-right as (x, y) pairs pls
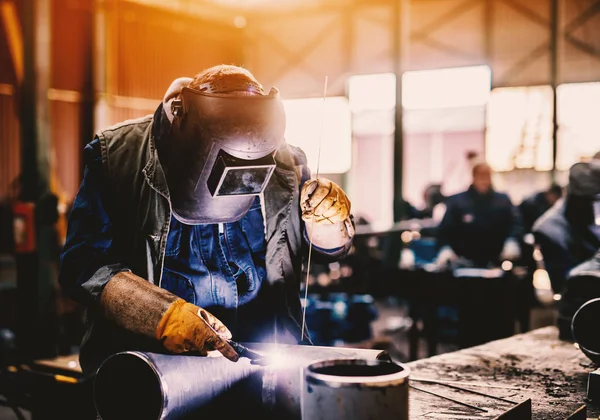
(163, 85), (286, 224)
(566, 160), (600, 231)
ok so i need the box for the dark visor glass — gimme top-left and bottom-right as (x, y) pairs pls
(207, 149), (276, 197)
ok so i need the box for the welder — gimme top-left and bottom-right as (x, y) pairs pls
(58, 65), (354, 374)
(434, 160), (523, 268)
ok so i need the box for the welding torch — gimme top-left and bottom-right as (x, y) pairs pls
(197, 310), (264, 361)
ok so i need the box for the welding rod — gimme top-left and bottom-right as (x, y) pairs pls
(411, 377), (525, 391)
(409, 384), (488, 412)
(411, 378), (518, 404)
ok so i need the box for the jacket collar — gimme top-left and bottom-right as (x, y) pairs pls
(142, 105), (170, 199)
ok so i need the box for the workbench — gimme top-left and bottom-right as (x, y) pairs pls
(405, 326), (599, 419)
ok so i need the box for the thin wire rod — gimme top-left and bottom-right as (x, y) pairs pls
(301, 75), (328, 341)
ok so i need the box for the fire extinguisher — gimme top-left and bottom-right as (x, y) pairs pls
(12, 201), (36, 253)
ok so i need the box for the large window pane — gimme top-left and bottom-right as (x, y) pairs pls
(402, 66), (490, 203)
(486, 86), (553, 172)
(402, 65), (491, 110)
(282, 96), (352, 174)
(557, 82), (600, 170)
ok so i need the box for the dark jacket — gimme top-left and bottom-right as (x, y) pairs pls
(519, 191), (553, 233)
(533, 197), (600, 293)
(59, 112), (350, 373)
(557, 249), (600, 341)
(437, 186), (523, 266)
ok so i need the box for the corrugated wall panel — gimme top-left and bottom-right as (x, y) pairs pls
(110, 1), (243, 100)
(49, 0), (94, 202)
(0, 11), (17, 85)
(0, 93), (20, 200)
(51, 0), (94, 91)
(49, 100), (81, 201)
(109, 106), (154, 127)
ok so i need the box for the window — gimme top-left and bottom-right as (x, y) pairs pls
(557, 82), (600, 170)
(486, 86), (553, 172)
(282, 96), (352, 174)
(402, 65), (490, 203)
(402, 65), (491, 110)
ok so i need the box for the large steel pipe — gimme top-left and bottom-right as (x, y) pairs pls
(572, 298), (600, 365)
(93, 351), (263, 420)
(301, 359), (410, 420)
(93, 344), (389, 420)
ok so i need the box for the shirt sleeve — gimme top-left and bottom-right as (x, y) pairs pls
(58, 139), (130, 307)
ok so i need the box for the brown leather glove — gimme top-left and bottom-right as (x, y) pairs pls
(301, 178), (351, 224)
(100, 272), (238, 361)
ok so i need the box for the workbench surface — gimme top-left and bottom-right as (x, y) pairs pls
(405, 326), (599, 419)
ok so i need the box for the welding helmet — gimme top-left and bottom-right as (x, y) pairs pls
(566, 160), (600, 229)
(162, 79), (286, 224)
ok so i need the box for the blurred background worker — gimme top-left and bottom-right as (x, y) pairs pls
(417, 183), (446, 221)
(533, 153), (600, 295)
(519, 183), (563, 234)
(434, 161), (523, 268)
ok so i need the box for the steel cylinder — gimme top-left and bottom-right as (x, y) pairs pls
(93, 351), (263, 420)
(572, 298), (600, 364)
(93, 345), (389, 420)
(301, 358), (410, 420)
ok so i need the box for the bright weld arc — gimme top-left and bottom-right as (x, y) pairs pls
(301, 75), (328, 341)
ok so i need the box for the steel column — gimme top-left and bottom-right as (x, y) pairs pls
(392, 0), (407, 220)
(16, 0), (58, 361)
(550, 0), (559, 179)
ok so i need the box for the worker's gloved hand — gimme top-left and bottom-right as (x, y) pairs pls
(156, 300), (239, 361)
(500, 238), (521, 261)
(99, 272), (239, 362)
(301, 178), (351, 224)
(435, 246), (458, 267)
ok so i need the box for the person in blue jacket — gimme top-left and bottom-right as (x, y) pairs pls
(434, 160), (523, 268)
(58, 65), (355, 374)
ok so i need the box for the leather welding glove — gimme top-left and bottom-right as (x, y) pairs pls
(100, 272), (239, 361)
(301, 178), (351, 224)
(435, 246), (458, 267)
(500, 238), (521, 262)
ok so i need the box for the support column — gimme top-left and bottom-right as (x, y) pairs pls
(17, 0), (58, 361)
(550, 0), (559, 180)
(392, 0), (409, 222)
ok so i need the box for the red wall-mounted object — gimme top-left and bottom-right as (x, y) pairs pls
(12, 201), (36, 253)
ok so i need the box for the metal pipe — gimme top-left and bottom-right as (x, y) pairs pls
(93, 344), (389, 420)
(572, 298), (600, 364)
(301, 358), (410, 420)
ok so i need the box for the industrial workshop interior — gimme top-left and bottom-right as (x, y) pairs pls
(2, 0), (600, 418)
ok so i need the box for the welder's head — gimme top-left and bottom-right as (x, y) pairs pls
(545, 183), (563, 206)
(161, 65), (286, 224)
(565, 155), (600, 227)
(471, 161), (492, 194)
(567, 159), (600, 198)
(188, 65), (266, 96)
